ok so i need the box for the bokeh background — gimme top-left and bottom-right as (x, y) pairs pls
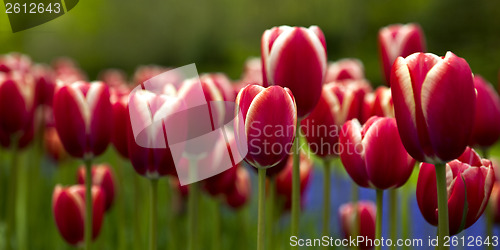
(1, 0), (500, 249)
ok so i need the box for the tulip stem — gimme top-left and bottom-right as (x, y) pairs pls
(5, 135), (19, 250)
(351, 181), (360, 241)
(486, 204), (494, 250)
(257, 168), (266, 250)
(435, 163), (450, 250)
(267, 177), (276, 250)
(291, 120), (301, 246)
(84, 158), (93, 250)
(213, 199), (221, 250)
(389, 189), (397, 249)
(149, 179), (158, 250)
(375, 189), (384, 250)
(322, 159), (331, 239)
(401, 182), (412, 250)
(187, 158), (200, 250)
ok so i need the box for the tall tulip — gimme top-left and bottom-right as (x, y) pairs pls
(378, 23), (426, 84)
(110, 87), (130, 158)
(224, 166), (251, 209)
(53, 80), (112, 250)
(77, 164), (117, 211)
(416, 147), (495, 235)
(339, 201), (376, 250)
(361, 86), (393, 122)
(325, 58), (364, 83)
(390, 52), (476, 246)
(469, 75), (500, 149)
(235, 84), (297, 250)
(52, 185), (105, 246)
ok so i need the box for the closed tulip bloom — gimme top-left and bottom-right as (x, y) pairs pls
(239, 57), (263, 86)
(77, 164), (117, 211)
(200, 73), (235, 102)
(53, 81), (112, 158)
(378, 23), (426, 84)
(98, 69), (129, 88)
(275, 153), (312, 210)
(469, 75), (500, 148)
(33, 65), (56, 107)
(339, 201), (376, 250)
(361, 86), (393, 122)
(52, 58), (87, 84)
(235, 84), (297, 168)
(416, 147), (495, 235)
(44, 126), (67, 161)
(0, 72), (35, 136)
(301, 81), (369, 158)
(110, 87), (130, 158)
(0, 53), (32, 74)
(224, 166), (251, 209)
(391, 52), (476, 163)
(325, 58), (364, 83)
(491, 182), (500, 224)
(261, 25), (327, 118)
(52, 185), (105, 246)
(339, 117), (415, 189)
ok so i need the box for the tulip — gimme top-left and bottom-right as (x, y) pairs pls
(98, 69), (129, 88)
(361, 86), (393, 122)
(44, 126), (67, 161)
(0, 72), (35, 137)
(416, 147), (495, 235)
(110, 87), (130, 158)
(339, 201), (376, 250)
(275, 152), (312, 211)
(469, 75), (500, 148)
(224, 166), (251, 209)
(132, 65), (166, 86)
(52, 185), (105, 246)
(52, 58), (87, 84)
(490, 182), (500, 224)
(378, 23), (426, 84)
(77, 164), (117, 211)
(33, 65), (56, 108)
(200, 73), (235, 102)
(239, 57), (263, 86)
(235, 84), (297, 250)
(261, 25), (327, 118)
(0, 53), (32, 74)
(325, 58), (364, 83)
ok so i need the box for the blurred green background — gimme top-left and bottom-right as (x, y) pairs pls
(1, 0), (500, 85)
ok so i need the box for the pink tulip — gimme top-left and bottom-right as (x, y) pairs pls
(98, 69), (129, 88)
(261, 25), (327, 118)
(416, 147), (495, 235)
(0, 53), (32, 74)
(339, 117), (415, 189)
(339, 201), (376, 250)
(235, 84), (297, 168)
(301, 81), (369, 158)
(52, 185), (105, 246)
(361, 86), (393, 122)
(239, 57), (263, 86)
(77, 164), (117, 211)
(52, 58), (87, 84)
(378, 23), (426, 84)
(469, 75), (500, 148)
(325, 58), (364, 83)
(390, 52), (476, 163)
(200, 73), (235, 102)
(53, 81), (112, 158)
(224, 166), (251, 209)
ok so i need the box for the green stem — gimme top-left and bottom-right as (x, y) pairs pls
(267, 177), (276, 250)
(84, 158), (93, 250)
(187, 157), (200, 250)
(149, 179), (158, 250)
(401, 184), (411, 250)
(213, 199), (221, 250)
(375, 190), (384, 250)
(5, 136), (19, 250)
(351, 181), (359, 242)
(291, 120), (301, 244)
(322, 159), (331, 238)
(133, 174), (144, 249)
(165, 178), (177, 250)
(257, 168), (266, 250)
(435, 163), (449, 250)
(389, 189), (397, 249)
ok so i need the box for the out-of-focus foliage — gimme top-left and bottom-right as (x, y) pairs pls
(1, 0), (499, 84)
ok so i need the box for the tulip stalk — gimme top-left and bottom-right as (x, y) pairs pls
(481, 149), (494, 250)
(149, 179), (158, 250)
(322, 159), (331, 238)
(187, 158), (200, 250)
(435, 163), (449, 249)
(5, 135), (20, 250)
(257, 168), (266, 250)
(351, 182), (359, 239)
(267, 177), (276, 250)
(83, 158), (93, 250)
(389, 189), (397, 249)
(291, 121), (301, 244)
(375, 190), (384, 250)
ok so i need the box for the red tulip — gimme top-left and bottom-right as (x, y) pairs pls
(52, 58), (87, 84)
(0, 53), (32, 74)
(261, 25), (327, 118)
(44, 126), (67, 161)
(301, 81), (369, 158)
(200, 73), (235, 102)
(416, 147), (495, 235)
(361, 86), (393, 122)
(275, 153), (312, 210)
(33, 65), (56, 107)
(224, 166), (251, 209)
(53, 81), (112, 159)
(110, 87), (130, 158)
(235, 84), (297, 168)
(239, 57), (263, 86)
(378, 23), (426, 84)
(325, 58), (364, 83)
(490, 182), (500, 224)
(132, 65), (166, 86)
(52, 185), (105, 246)
(390, 52), (476, 163)
(98, 69), (129, 88)
(339, 201), (376, 250)
(339, 117), (415, 189)
(469, 75), (500, 148)
(0, 72), (35, 136)
(77, 164), (117, 211)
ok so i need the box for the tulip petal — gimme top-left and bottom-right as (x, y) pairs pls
(339, 119), (370, 188)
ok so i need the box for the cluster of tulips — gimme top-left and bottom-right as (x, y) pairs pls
(1, 22), (500, 250)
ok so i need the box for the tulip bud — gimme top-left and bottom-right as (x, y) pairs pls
(110, 87), (130, 158)
(52, 185), (105, 246)
(339, 201), (376, 250)
(239, 57), (263, 86)
(200, 73), (235, 102)
(301, 81), (369, 158)
(53, 81), (112, 159)
(339, 117), (415, 189)
(224, 166), (251, 209)
(416, 147), (495, 235)
(361, 86), (393, 122)
(44, 126), (67, 161)
(275, 153), (312, 210)
(98, 69), (129, 88)
(261, 25), (327, 118)
(0, 53), (32, 74)
(391, 52), (476, 163)
(0, 72), (35, 136)
(469, 75), (500, 148)
(33, 65), (56, 107)
(77, 164), (117, 211)
(235, 84), (297, 168)
(378, 23), (426, 84)
(325, 58), (364, 83)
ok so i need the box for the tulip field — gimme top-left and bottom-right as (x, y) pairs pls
(2, 1), (500, 250)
